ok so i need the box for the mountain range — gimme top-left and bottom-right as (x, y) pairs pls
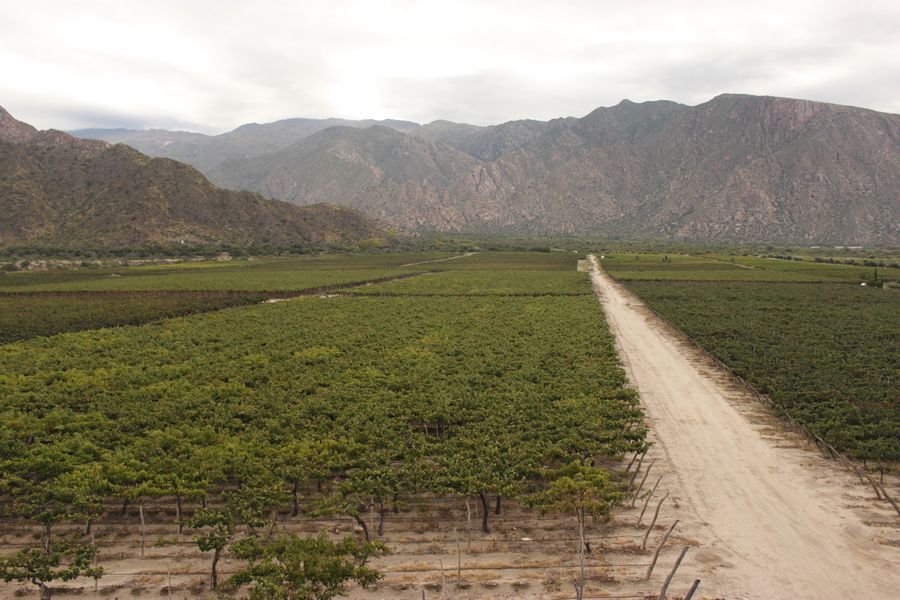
(0, 107), (388, 249)
(73, 94), (900, 245)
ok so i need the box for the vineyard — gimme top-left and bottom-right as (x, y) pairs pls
(0, 252), (660, 599)
(350, 270), (590, 296)
(0, 253), (455, 343)
(0, 295), (265, 343)
(602, 254), (900, 463)
(601, 252), (900, 282)
(0, 253), (453, 293)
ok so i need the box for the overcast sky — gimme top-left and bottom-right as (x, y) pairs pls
(2, 0), (899, 133)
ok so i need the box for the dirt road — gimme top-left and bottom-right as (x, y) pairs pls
(398, 251), (476, 267)
(588, 255), (898, 600)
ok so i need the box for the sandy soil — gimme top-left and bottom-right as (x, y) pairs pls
(0, 497), (712, 600)
(588, 255), (899, 600)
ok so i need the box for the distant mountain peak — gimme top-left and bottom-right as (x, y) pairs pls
(0, 105), (39, 143)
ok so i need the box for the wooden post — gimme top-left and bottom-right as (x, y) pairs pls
(879, 485), (900, 516)
(638, 477), (663, 526)
(656, 545), (689, 600)
(839, 455), (867, 485)
(827, 444), (866, 488)
(92, 532), (98, 592)
(439, 559), (445, 600)
(626, 450), (641, 472)
(176, 494), (183, 535)
(628, 450), (648, 489)
(139, 503), (146, 558)
(684, 578), (701, 600)
(645, 520), (679, 580)
(816, 436), (835, 460)
(630, 459), (656, 507)
(861, 470), (885, 500)
(455, 528), (461, 583)
(577, 507), (586, 600)
(642, 492), (668, 550)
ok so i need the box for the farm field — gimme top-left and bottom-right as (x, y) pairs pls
(601, 252), (900, 282)
(0, 253), (456, 292)
(602, 254), (900, 462)
(704, 253), (900, 282)
(0, 252), (697, 600)
(0, 294), (264, 343)
(347, 252), (593, 296)
(0, 253), (458, 342)
(1, 249), (896, 600)
(352, 270), (590, 296)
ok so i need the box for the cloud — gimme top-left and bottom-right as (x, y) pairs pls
(0, 0), (898, 132)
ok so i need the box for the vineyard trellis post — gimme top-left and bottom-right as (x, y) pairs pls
(645, 520), (679, 580)
(638, 476), (663, 526)
(630, 459), (656, 507)
(642, 492), (669, 550)
(455, 528), (462, 584)
(684, 578), (701, 600)
(656, 545), (689, 600)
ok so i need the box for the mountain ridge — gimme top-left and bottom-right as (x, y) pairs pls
(0, 108), (390, 249)
(71, 94), (900, 244)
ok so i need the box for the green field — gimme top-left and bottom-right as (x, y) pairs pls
(3, 248), (896, 596)
(0, 253), (458, 292)
(605, 254), (900, 461)
(354, 268), (589, 296)
(0, 252), (590, 343)
(0, 251), (645, 592)
(601, 253), (900, 282)
(434, 251), (581, 270)
(0, 294), (265, 343)
(347, 251), (589, 295)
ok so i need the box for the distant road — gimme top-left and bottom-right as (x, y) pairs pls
(398, 251), (476, 268)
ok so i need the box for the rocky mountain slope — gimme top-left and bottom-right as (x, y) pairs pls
(74, 95), (900, 244)
(0, 107), (388, 249)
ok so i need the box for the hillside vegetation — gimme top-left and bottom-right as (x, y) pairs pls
(0, 107), (389, 250)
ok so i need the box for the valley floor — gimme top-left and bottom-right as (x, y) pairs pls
(1, 252), (897, 600)
(588, 255), (899, 599)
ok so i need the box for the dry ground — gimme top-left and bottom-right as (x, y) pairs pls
(0, 493), (712, 600)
